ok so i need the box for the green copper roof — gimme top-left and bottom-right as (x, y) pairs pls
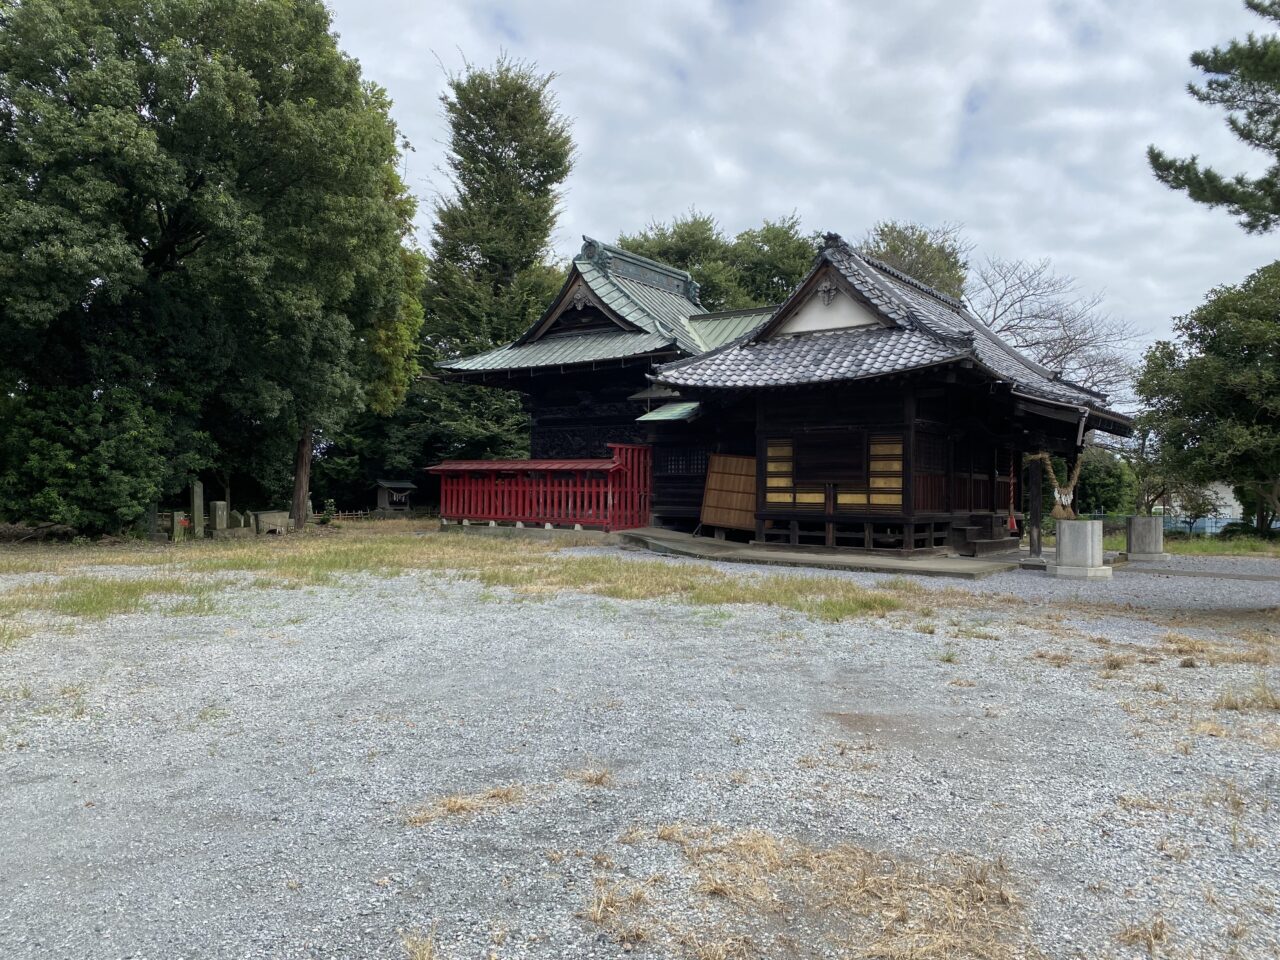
(441, 330), (676, 372)
(441, 237), (708, 374)
(688, 305), (776, 350)
(635, 401), (701, 422)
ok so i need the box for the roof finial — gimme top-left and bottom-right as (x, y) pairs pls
(821, 231), (844, 251)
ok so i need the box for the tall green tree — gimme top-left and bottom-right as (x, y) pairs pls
(313, 57), (573, 507)
(1137, 262), (1280, 536)
(1149, 1), (1280, 232)
(856, 220), (971, 299)
(1074, 446), (1138, 515)
(0, 0), (422, 533)
(617, 211), (817, 311)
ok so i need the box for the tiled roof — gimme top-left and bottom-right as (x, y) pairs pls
(656, 237), (1125, 425)
(657, 326), (962, 389)
(443, 238), (704, 373)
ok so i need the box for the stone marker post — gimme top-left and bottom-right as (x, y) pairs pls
(190, 480), (204, 538)
(1124, 515), (1168, 562)
(229, 510), (245, 529)
(169, 510), (186, 542)
(1047, 519), (1111, 579)
(210, 501), (229, 531)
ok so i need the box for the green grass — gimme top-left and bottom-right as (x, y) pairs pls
(1100, 533), (1280, 557)
(0, 573), (219, 622)
(474, 554), (902, 622)
(0, 522), (908, 637)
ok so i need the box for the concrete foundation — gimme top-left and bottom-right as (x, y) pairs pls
(1047, 519), (1112, 579)
(1123, 515), (1168, 562)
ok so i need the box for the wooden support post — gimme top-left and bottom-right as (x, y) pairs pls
(1028, 457), (1043, 559)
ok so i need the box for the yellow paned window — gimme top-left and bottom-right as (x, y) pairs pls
(795, 487), (825, 506)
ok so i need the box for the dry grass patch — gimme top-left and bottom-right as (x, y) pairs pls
(639, 825), (1030, 959)
(1251, 724), (1280, 750)
(578, 876), (653, 946)
(1190, 718), (1230, 738)
(1213, 675), (1280, 712)
(402, 924), (440, 960)
(405, 784), (524, 825)
(1032, 649), (1071, 668)
(1160, 630), (1273, 667)
(1100, 652), (1133, 671)
(1116, 914), (1169, 956)
(568, 767), (613, 787)
(676, 930), (755, 959)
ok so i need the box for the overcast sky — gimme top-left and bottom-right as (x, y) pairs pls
(327, 0), (1274, 349)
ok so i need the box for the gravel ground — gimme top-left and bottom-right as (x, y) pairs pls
(2, 545), (1279, 959)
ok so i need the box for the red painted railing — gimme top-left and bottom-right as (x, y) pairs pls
(427, 443), (652, 532)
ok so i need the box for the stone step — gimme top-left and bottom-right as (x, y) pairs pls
(959, 536), (1021, 558)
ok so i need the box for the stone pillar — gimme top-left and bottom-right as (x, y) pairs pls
(189, 480), (204, 538)
(1124, 515), (1168, 562)
(1047, 519), (1111, 579)
(210, 501), (229, 531)
(169, 510), (186, 542)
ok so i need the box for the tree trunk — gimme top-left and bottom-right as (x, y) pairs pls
(290, 425), (313, 534)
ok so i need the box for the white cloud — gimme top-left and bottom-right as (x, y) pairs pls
(329, 0), (1278, 348)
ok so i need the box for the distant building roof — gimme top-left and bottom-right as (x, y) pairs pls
(375, 480), (418, 490)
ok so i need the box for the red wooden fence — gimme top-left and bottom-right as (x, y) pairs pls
(428, 443), (652, 532)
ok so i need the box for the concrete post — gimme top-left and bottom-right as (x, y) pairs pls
(189, 481), (204, 538)
(1047, 519), (1111, 579)
(1124, 516), (1168, 562)
(169, 510), (186, 542)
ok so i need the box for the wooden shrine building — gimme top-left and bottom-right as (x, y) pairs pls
(433, 233), (1131, 554)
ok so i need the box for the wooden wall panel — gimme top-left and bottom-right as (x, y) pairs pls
(700, 454), (757, 531)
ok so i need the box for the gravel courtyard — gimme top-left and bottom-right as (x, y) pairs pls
(2, 527), (1278, 959)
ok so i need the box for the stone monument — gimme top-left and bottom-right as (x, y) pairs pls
(1123, 516), (1169, 562)
(1046, 519), (1111, 579)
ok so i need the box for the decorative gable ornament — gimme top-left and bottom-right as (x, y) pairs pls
(817, 278), (838, 306)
